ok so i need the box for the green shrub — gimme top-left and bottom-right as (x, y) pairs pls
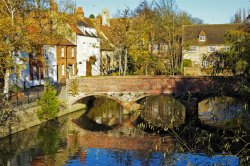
(37, 84), (59, 121)
(182, 59), (192, 67)
(236, 60), (247, 74)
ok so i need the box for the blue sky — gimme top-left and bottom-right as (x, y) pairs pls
(75, 0), (250, 24)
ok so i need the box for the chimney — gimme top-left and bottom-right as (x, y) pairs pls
(95, 15), (102, 28)
(75, 7), (84, 17)
(50, 0), (58, 12)
(247, 14), (250, 23)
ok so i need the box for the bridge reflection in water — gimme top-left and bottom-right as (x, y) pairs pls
(139, 95), (186, 128)
(0, 95), (243, 166)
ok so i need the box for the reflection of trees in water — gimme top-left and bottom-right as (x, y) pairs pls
(199, 96), (245, 128)
(37, 120), (60, 165)
(87, 97), (123, 126)
(0, 136), (16, 165)
(140, 95), (185, 128)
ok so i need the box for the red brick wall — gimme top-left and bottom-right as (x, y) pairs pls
(67, 132), (174, 152)
(67, 76), (241, 95)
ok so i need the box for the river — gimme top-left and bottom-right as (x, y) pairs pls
(0, 95), (248, 165)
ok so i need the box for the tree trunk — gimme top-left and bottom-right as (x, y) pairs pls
(123, 48), (127, 76)
(4, 69), (10, 97)
(119, 52), (123, 76)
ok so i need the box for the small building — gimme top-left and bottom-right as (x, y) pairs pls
(45, 39), (77, 84)
(182, 24), (240, 76)
(9, 38), (76, 88)
(71, 7), (101, 77)
(100, 37), (116, 75)
(94, 10), (120, 75)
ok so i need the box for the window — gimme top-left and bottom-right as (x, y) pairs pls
(199, 31), (206, 42)
(208, 46), (216, 52)
(202, 61), (208, 67)
(163, 45), (168, 53)
(61, 48), (64, 58)
(225, 46), (230, 51)
(153, 44), (159, 51)
(62, 64), (65, 76)
(72, 64), (75, 75)
(71, 48), (74, 57)
(190, 46), (197, 52)
(199, 35), (206, 42)
(33, 66), (37, 79)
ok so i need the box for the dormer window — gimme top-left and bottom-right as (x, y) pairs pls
(199, 31), (206, 42)
(199, 36), (206, 41)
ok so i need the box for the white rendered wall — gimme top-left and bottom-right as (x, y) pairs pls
(76, 33), (101, 76)
(9, 52), (30, 88)
(183, 45), (227, 66)
(46, 46), (57, 82)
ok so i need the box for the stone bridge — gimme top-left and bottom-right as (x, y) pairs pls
(65, 76), (243, 121)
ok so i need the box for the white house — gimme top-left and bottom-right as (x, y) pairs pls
(72, 7), (101, 76)
(9, 46), (58, 88)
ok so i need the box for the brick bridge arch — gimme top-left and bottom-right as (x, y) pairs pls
(65, 76), (243, 121)
(68, 92), (152, 110)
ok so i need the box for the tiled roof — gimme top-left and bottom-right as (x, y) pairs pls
(182, 24), (241, 45)
(69, 24), (84, 35)
(95, 24), (114, 51)
(54, 38), (76, 46)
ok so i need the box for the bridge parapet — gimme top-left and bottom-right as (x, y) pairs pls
(65, 76), (242, 109)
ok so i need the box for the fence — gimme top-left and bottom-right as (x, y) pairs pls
(7, 85), (62, 108)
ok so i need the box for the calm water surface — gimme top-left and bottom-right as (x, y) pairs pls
(0, 96), (243, 166)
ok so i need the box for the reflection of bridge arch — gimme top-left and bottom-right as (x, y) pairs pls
(194, 93), (242, 104)
(198, 96), (243, 113)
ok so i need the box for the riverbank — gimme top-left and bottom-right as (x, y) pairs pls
(0, 101), (86, 138)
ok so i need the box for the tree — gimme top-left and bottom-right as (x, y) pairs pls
(0, 0), (76, 96)
(154, 0), (194, 75)
(129, 0), (158, 75)
(109, 8), (133, 76)
(37, 84), (59, 121)
(128, 0), (194, 75)
(89, 14), (95, 19)
(0, 0), (31, 96)
(108, 0), (201, 76)
(0, 0), (76, 125)
(231, 8), (250, 23)
(224, 23), (250, 78)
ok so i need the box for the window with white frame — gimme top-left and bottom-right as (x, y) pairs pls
(62, 64), (65, 76)
(199, 35), (206, 42)
(71, 48), (74, 57)
(33, 66), (37, 79)
(225, 46), (230, 51)
(190, 46), (197, 52)
(72, 64), (75, 75)
(208, 46), (216, 52)
(61, 47), (65, 58)
(202, 61), (208, 67)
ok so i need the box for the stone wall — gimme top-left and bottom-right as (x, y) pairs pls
(0, 102), (86, 138)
